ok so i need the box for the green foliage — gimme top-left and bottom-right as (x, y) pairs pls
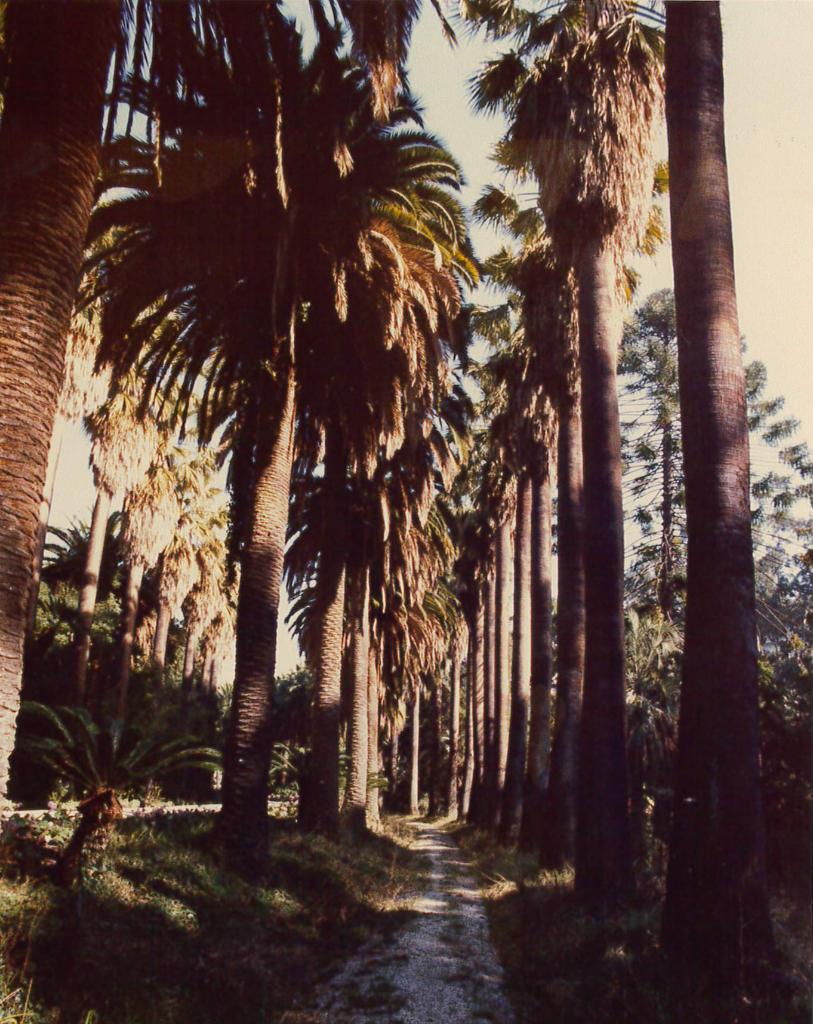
(18, 703), (220, 801)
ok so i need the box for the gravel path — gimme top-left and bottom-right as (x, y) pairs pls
(303, 819), (516, 1024)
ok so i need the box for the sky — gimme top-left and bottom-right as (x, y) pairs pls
(50, 1), (813, 676)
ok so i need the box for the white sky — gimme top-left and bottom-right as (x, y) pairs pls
(50, 1), (813, 675)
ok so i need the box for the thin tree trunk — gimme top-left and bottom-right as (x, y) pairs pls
(428, 674), (442, 816)
(307, 428), (347, 835)
(201, 647), (214, 694)
(0, 1), (118, 797)
(447, 647), (462, 818)
(116, 561), (145, 718)
(575, 237), (632, 902)
(220, 365), (297, 875)
(366, 641), (381, 829)
(182, 624), (200, 695)
(461, 655), (474, 820)
(501, 474), (533, 844)
(153, 599), (172, 672)
(481, 568), (497, 827)
(467, 594), (486, 823)
(521, 466), (554, 850)
(74, 485), (112, 705)
(26, 413), (66, 638)
(345, 566), (370, 836)
(541, 397), (586, 869)
(491, 517), (513, 831)
(662, 1), (773, 986)
(409, 682), (420, 815)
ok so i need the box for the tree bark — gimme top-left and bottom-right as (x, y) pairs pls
(366, 641), (381, 828)
(575, 238), (632, 902)
(661, 1), (773, 987)
(658, 420), (676, 618)
(491, 517), (513, 831)
(26, 413), (66, 638)
(0, 1), (118, 796)
(467, 593), (486, 823)
(481, 567), (497, 827)
(501, 475), (533, 844)
(542, 397), (585, 869)
(345, 565), (370, 835)
(153, 598), (172, 672)
(409, 682), (420, 815)
(74, 486), (113, 705)
(521, 466), (554, 850)
(220, 366), (297, 875)
(182, 623), (201, 695)
(428, 674), (442, 817)
(116, 561), (145, 718)
(447, 647), (462, 818)
(460, 654), (474, 820)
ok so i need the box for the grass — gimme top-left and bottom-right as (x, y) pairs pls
(449, 825), (811, 1024)
(0, 811), (422, 1024)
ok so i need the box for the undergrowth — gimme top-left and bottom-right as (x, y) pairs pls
(450, 824), (811, 1024)
(0, 813), (420, 1024)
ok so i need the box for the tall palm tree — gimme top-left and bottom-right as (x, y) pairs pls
(478, 0), (663, 898)
(446, 622), (467, 818)
(660, 0), (773, 986)
(0, 2), (120, 794)
(77, 371), (162, 703)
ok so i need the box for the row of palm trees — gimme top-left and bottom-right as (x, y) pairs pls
(0, 0), (773, 994)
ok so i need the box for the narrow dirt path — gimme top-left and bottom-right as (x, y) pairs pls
(303, 819), (515, 1024)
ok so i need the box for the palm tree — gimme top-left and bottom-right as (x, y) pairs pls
(480, 0), (663, 899)
(661, 0), (774, 986)
(75, 371), (162, 704)
(0, 2), (120, 796)
(446, 622), (468, 818)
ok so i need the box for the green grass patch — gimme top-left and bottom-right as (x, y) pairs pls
(0, 813), (421, 1023)
(449, 824), (811, 1024)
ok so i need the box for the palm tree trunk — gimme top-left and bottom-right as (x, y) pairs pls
(481, 568), (497, 827)
(491, 517), (513, 831)
(521, 466), (554, 850)
(201, 647), (214, 694)
(428, 675), (442, 816)
(409, 682), (420, 815)
(345, 565), (370, 835)
(153, 599), (172, 672)
(575, 237), (632, 902)
(366, 641), (381, 828)
(116, 561), (145, 718)
(447, 647), (462, 818)
(307, 429), (347, 835)
(460, 654), (475, 820)
(467, 593), (486, 823)
(0, 1), (118, 797)
(182, 624), (201, 695)
(500, 474), (533, 844)
(74, 485), (113, 705)
(220, 365), (297, 875)
(542, 397), (586, 869)
(26, 413), (66, 638)
(661, 1), (773, 986)
(658, 421), (675, 619)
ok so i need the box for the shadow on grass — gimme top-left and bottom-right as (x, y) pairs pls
(1, 816), (419, 1024)
(451, 825), (811, 1024)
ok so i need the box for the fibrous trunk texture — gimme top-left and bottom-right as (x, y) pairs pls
(481, 569), (497, 828)
(117, 561), (145, 718)
(542, 398), (585, 869)
(520, 468), (554, 850)
(492, 518), (513, 831)
(460, 656), (474, 819)
(182, 624), (201, 695)
(75, 486), (113, 705)
(153, 599), (172, 672)
(447, 649), (461, 818)
(0, 1), (117, 795)
(575, 238), (632, 901)
(221, 367), (296, 875)
(661, 1), (773, 987)
(409, 683), (420, 815)
(366, 643), (381, 828)
(467, 594), (486, 823)
(345, 566), (370, 836)
(27, 414), (66, 637)
(428, 676), (442, 816)
(500, 475), (533, 844)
